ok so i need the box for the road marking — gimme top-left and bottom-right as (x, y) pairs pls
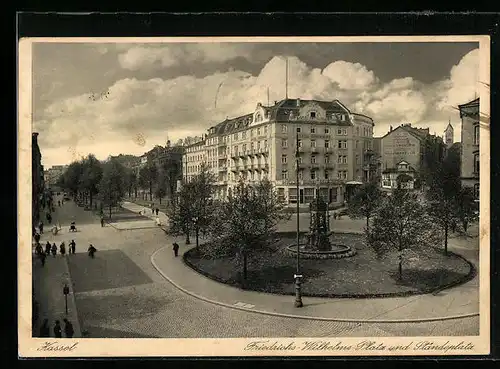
(234, 302), (255, 309)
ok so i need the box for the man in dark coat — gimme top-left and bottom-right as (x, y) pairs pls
(69, 240), (76, 255)
(39, 221), (44, 234)
(53, 320), (62, 338)
(155, 208), (159, 216)
(45, 241), (51, 255)
(34, 233), (41, 244)
(40, 251), (46, 267)
(60, 242), (66, 256)
(172, 242), (180, 257)
(51, 243), (57, 257)
(39, 319), (50, 337)
(63, 318), (75, 338)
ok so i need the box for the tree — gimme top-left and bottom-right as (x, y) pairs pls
(154, 171), (167, 205)
(124, 169), (138, 198)
(368, 188), (441, 281)
(426, 148), (461, 254)
(98, 159), (126, 220)
(456, 186), (478, 234)
(79, 154), (103, 207)
(160, 159), (180, 205)
(206, 178), (288, 284)
(166, 164), (216, 246)
(139, 162), (158, 201)
(61, 161), (84, 199)
(347, 180), (384, 232)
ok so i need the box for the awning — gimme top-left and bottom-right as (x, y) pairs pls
(346, 181), (363, 185)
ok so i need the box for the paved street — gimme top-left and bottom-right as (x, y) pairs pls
(32, 194), (480, 338)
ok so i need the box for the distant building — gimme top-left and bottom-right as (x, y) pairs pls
(458, 97), (480, 199)
(44, 165), (68, 186)
(183, 98), (375, 207)
(444, 121), (454, 148)
(32, 132), (44, 226)
(381, 160), (417, 191)
(379, 123), (446, 184)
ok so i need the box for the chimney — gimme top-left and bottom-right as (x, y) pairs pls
(296, 98), (300, 107)
(274, 100), (277, 105)
(389, 126), (393, 132)
(32, 132), (39, 141)
(166, 140), (171, 148)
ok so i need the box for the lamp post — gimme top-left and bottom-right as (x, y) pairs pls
(294, 131), (303, 308)
(63, 283), (70, 315)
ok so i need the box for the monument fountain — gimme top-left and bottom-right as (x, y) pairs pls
(286, 195), (357, 259)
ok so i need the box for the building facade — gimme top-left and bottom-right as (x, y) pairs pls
(183, 98), (375, 207)
(381, 160), (417, 191)
(44, 165), (68, 187)
(379, 123), (445, 185)
(32, 132), (44, 226)
(458, 97), (480, 199)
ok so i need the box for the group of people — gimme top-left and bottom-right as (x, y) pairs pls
(34, 239), (77, 266)
(39, 318), (74, 338)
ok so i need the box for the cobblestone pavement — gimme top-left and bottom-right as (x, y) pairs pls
(41, 195), (480, 338)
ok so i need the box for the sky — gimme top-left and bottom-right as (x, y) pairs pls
(32, 41), (480, 168)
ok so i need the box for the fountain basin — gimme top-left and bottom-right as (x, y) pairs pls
(285, 243), (357, 259)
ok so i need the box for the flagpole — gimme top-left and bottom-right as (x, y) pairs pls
(285, 57), (289, 99)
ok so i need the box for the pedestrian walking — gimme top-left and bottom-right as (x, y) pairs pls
(45, 241), (51, 255)
(39, 221), (44, 234)
(172, 242), (179, 257)
(88, 244), (97, 258)
(53, 320), (62, 338)
(58, 200), (61, 207)
(69, 240), (76, 255)
(155, 208), (159, 216)
(34, 232), (41, 244)
(51, 243), (57, 257)
(35, 243), (43, 256)
(60, 242), (66, 256)
(100, 217), (105, 227)
(39, 319), (50, 337)
(46, 212), (52, 224)
(40, 251), (46, 267)
(63, 318), (75, 338)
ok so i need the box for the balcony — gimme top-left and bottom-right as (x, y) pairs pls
(230, 166), (239, 172)
(310, 162), (320, 169)
(324, 147), (335, 154)
(310, 146), (320, 153)
(218, 166), (227, 172)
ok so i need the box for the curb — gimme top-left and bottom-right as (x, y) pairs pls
(150, 245), (479, 324)
(62, 256), (83, 338)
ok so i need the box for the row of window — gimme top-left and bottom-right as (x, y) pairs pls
(280, 124), (372, 137)
(281, 169), (348, 180)
(282, 139), (349, 149)
(281, 154), (349, 164)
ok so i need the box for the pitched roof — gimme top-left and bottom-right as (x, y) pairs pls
(458, 97), (479, 109)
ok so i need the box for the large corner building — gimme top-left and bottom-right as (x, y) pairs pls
(183, 98), (375, 207)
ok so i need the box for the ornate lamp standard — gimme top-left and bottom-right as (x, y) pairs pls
(294, 130), (303, 308)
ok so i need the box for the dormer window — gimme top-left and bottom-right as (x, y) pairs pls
(310, 111), (316, 119)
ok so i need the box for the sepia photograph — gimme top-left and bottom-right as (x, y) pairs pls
(18, 36), (490, 357)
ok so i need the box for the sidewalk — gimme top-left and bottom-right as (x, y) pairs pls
(151, 238), (479, 323)
(32, 253), (82, 338)
(121, 201), (169, 231)
(120, 199), (480, 322)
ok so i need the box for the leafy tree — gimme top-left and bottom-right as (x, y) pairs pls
(160, 159), (180, 205)
(347, 180), (384, 232)
(166, 164), (216, 246)
(139, 162), (158, 201)
(426, 148), (462, 254)
(206, 178), (287, 284)
(456, 186), (478, 234)
(61, 161), (84, 199)
(124, 169), (138, 198)
(154, 171), (167, 205)
(368, 188), (441, 281)
(79, 154), (103, 207)
(98, 159), (126, 220)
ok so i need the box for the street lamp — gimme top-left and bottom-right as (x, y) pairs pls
(294, 130), (303, 308)
(63, 283), (70, 315)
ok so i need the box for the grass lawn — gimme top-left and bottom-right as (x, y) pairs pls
(184, 233), (474, 298)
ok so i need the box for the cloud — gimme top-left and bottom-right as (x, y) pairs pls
(36, 50), (479, 166)
(118, 43), (255, 70)
(436, 48), (479, 110)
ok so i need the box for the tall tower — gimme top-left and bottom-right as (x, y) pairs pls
(444, 121), (454, 148)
